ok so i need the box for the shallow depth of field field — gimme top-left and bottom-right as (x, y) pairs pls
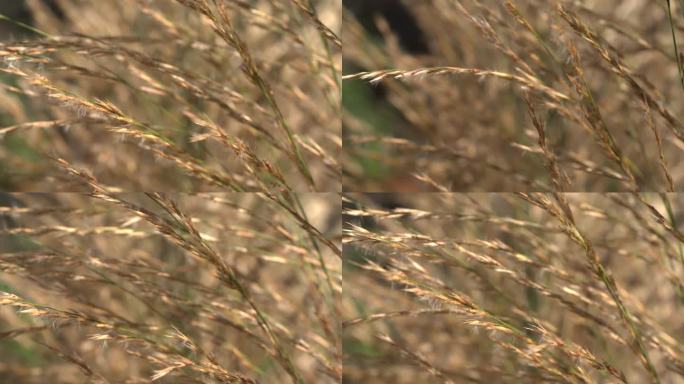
(343, 193), (684, 383)
(0, 1), (342, 383)
(0, 0), (341, 192)
(9, 0), (684, 383)
(343, 0), (684, 192)
(0, 192), (341, 383)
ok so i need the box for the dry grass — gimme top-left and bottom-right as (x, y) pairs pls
(343, 193), (684, 383)
(343, 0), (684, 192)
(0, 1), (342, 382)
(7, 1), (684, 383)
(0, 0), (341, 192)
(0, 190), (341, 383)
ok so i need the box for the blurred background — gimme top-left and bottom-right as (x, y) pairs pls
(343, 0), (684, 192)
(0, 192), (341, 382)
(343, 192), (684, 383)
(0, 1), (62, 38)
(0, 0), (341, 191)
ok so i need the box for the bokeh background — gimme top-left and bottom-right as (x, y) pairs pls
(0, 0), (341, 192)
(343, 0), (684, 192)
(343, 192), (684, 383)
(0, 192), (341, 383)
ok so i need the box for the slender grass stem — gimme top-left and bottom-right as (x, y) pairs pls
(666, 0), (684, 92)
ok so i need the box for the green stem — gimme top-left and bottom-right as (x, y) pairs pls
(0, 13), (51, 38)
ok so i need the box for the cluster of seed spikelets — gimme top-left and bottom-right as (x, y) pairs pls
(0, 0), (341, 192)
(0, 0), (341, 382)
(343, 0), (684, 192)
(0, 187), (341, 383)
(342, 193), (684, 383)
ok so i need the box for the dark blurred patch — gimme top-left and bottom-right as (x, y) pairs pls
(344, 0), (429, 54)
(0, 0), (64, 39)
(343, 194), (406, 230)
(342, 0), (429, 134)
(343, 2), (432, 184)
(42, 0), (65, 19)
(0, 193), (22, 230)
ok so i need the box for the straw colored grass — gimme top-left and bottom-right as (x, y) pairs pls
(0, 0), (341, 192)
(343, 0), (684, 191)
(343, 193), (684, 383)
(0, 190), (341, 383)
